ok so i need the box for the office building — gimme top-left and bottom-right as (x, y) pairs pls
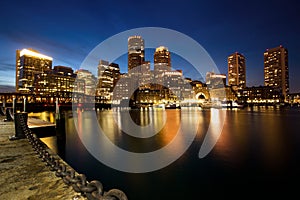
(128, 36), (145, 72)
(228, 52), (246, 90)
(34, 66), (76, 101)
(97, 60), (120, 103)
(154, 46), (172, 90)
(264, 45), (289, 100)
(206, 72), (226, 89)
(16, 48), (53, 93)
(162, 70), (183, 101)
(238, 86), (281, 104)
(75, 69), (97, 96)
(154, 46), (171, 70)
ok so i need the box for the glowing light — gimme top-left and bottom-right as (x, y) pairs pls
(20, 49), (53, 60)
(155, 46), (169, 52)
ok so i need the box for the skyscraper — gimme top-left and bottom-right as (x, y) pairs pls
(228, 52), (246, 90)
(128, 36), (145, 72)
(97, 60), (120, 103)
(154, 46), (171, 89)
(16, 48), (53, 93)
(154, 46), (171, 70)
(264, 45), (289, 100)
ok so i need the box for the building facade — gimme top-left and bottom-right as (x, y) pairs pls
(96, 60), (120, 103)
(206, 72), (226, 89)
(162, 70), (183, 102)
(154, 46), (172, 90)
(16, 48), (53, 93)
(238, 86), (281, 104)
(33, 66), (76, 101)
(139, 61), (152, 90)
(228, 52), (246, 90)
(75, 69), (97, 96)
(128, 36), (145, 72)
(264, 46), (289, 101)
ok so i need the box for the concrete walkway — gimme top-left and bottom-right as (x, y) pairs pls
(0, 116), (85, 200)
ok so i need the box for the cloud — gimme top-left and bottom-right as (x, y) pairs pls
(0, 62), (15, 71)
(0, 30), (91, 69)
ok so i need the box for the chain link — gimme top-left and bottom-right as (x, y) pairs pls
(17, 113), (128, 200)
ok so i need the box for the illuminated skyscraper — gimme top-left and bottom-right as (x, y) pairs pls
(228, 52), (246, 90)
(97, 60), (120, 103)
(264, 45), (289, 100)
(128, 36), (145, 72)
(154, 46), (172, 89)
(16, 48), (53, 93)
(154, 46), (171, 70)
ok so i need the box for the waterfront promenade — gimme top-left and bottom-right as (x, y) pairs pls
(0, 116), (85, 200)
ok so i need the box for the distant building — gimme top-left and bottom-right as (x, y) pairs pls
(181, 78), (194, 101)
(75, 69), (97, 96)
(154, 46), (171, 70)
(135, 89), (162, 105)
(289, 93), (300, 105)
(112, 73), (131, 105)
(264, 45), (289, 101)
(128, 36), (145, 72)
(139, 61), (152, 90)
(96, 60), (120, 103)
(206, 72), (226, 89)
(238, 86), (281, 104)
(209, 86), (237, 102)
(154, 46), (172, 90)
(162, 70), (183, 101)
(16, 48), (53, 93)
(33, 66), (76, 101)
(228, 52), (246, 90)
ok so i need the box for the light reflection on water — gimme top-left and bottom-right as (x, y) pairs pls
(28, 111), (55, 123)
(38, 107), (300, 199)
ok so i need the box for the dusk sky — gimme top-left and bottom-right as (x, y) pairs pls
(0, 0), (300, 92)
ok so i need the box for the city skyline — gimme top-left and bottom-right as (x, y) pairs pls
(0, 0), (300, 92)
(10, 43), (292, 95)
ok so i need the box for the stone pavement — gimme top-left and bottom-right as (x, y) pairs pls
(0, 116), (85, 200)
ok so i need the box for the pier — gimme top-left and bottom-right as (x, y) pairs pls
(0, 112), (128, 200)
(0, 116), (85, 200)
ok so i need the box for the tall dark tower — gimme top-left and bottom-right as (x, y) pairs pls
(264, 45), (289, 101)
(128, 36), (145, 72)
(228, 52), (246, 90)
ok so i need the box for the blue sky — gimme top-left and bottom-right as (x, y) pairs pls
(0, 0), (300, 92)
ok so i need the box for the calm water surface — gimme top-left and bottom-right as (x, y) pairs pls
(38, 107), (300, 199)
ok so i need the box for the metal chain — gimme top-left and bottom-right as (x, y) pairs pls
(18, 114), (128, 200)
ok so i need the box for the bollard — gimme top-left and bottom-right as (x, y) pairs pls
(9, 112), (28, 140)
